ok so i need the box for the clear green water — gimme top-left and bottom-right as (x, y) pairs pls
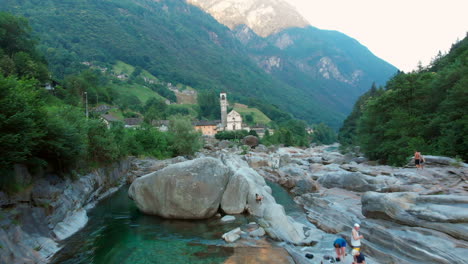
(51, 187), (255, 264)
(51, 181), (306, 264)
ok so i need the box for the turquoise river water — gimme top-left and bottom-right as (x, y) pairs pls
(51, 181), (303, 264)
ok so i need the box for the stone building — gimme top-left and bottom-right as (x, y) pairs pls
(219, 93), (246, 131)
(225, 110), (243, 131)
(194, 120), (219, 136)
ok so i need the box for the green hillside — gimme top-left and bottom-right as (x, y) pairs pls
(0, 0), (396, 128)
(233, 105), (271, 125)
(0, 0), (297, 123)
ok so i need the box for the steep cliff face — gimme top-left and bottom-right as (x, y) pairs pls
(187, 0), (309, 37)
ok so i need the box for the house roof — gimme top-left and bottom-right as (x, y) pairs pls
(194, 120), (220, 126)
(101, 114), (119, 122)
(152, 120), (170, 126)
(227, 110), (241, 117)
(124, 118), (143, 126)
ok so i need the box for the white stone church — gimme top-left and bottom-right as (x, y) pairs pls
(219, 93), (248, 131)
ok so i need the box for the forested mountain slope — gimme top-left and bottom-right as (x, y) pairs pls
(1, 0), (396, 128)
(339, 35), (468, 164)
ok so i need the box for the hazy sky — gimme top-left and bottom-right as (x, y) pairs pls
(284, 0), (468, 72)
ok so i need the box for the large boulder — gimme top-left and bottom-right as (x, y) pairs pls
(242, 135), (259, 148)
(128, 157), (230, 219)
(317, 172), (378, 192)
(262, 203), (306, 243)
(291, 178), (319, 195)
(220, 168), (250, 214)
(220, 154), (308, 244)
(362, 192), (468, 241)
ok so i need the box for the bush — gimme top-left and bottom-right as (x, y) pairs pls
(215, 130), (249, 141)
(168, 117), (202, 156)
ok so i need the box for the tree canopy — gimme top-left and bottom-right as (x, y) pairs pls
(339, 36), (468, 165)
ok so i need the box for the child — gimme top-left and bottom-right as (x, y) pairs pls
(352, 249), (366, 264)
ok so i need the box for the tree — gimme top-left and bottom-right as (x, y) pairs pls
(86, 119), (119, 164)
(38, 106), (88, 172)
(341, 35), (468, 164)
(311, 123), (337, 145)
(144, 97), (167, 123)
(0, 12), (36, 56)
(197, 89), (220, 119)
(0, 76), (46, 170)
(168, 116), (202, 156)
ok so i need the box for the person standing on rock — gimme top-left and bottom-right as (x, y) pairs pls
(414, 151), (422, 169)
(351, 223), (363, 251)
(333, 237), (347, 262)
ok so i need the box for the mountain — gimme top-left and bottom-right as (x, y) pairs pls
(189, 0), (397, 121)
(187, 0), (309, 37)
(0, 0), (397, 128)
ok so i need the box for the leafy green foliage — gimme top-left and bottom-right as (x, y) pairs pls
(338, 83), (384, 149)
(311, 123), (337, 145)
(0, 12), (49, 82)
(262, 120), (311, 147)
(0, 13), (201, 192)
(339, 36), (468, 164)
(168, 117), (202, 156)
(0, 76), (46, 169)
(143, 97), (167, 124)
(197, 90), (220, 120)
(215, 130), (249, 141)
(39, 106), (88, 171)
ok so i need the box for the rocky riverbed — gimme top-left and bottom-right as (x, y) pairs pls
(241, 143), (468, 264)
(2, 141), (467, 264)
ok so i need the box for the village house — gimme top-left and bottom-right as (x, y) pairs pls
(100, 114), (120, 128)
(91, 105), (114, 114)
(193, 120), (219, 136)
(152, 120), (170, 132)
(249, 124), (268, 138)
(124, 118), (143, 128)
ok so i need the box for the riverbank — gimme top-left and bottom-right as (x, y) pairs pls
(0, 159), (133, 264)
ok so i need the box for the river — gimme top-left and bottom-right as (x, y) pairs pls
(51, 181), (308, 263)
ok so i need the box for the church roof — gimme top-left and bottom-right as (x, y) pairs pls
(227, 110), (241, 117)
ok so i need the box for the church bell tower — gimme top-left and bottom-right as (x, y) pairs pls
(220, 93), (227, 128)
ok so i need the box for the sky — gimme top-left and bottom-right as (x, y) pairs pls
(284, 0), (468, 72)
